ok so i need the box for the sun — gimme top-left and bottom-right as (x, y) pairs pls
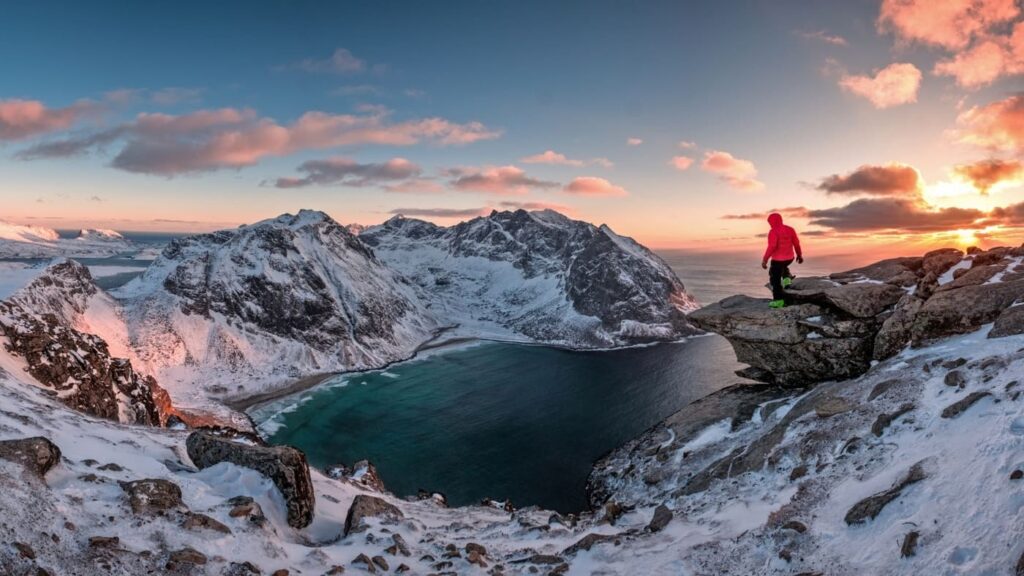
(953, 229), (977, 247)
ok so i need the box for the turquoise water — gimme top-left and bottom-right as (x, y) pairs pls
(255, 336), (747, 513)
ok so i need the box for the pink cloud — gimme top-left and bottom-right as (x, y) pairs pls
(700, 150), (764, 191)
(0, 99), (94, 141)
(838, 63), (922, 108)
(933, 27), (1024, 88)
(669, 156), (694, 171)
(563, 176), (628, 197)
(677, 140), (697, 149)
(520, 150), (584, 166)
(626, 137), (643, 146)
(449, 165), (558, 195)
(951, 94), (1024, 154)
(877, 0), (1019, 50)
(20, 106), (501, 176)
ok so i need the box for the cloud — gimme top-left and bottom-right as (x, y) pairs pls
(678, 140), (697, 149)
(953, 158), (1024, 193)
(721, 206), (811, 220)
(15, 128), (123, 160)
(448, 165), (558, 195)
(150, 87), (204, 106)
(520, 150), (584, 166)
(700, 150), (764, 191)
(877, 0), (1019, 50)
(591, 157), (614, 168)
(933, 36), (1023, 88)
(626, 137), (643, 146)
(807, 197), (986, 232)
(562, 176), (628, 197)
(294, 48), (367, 74)
(271, 157), (421, 188)
(389, 207), (487, 218)
(0, 99), (96, 141)
(989, 201), (1024, 224)
(796, 29), (849, 46)
(838, 63), (922, 108)
(951, 93), (1024, 154)
(17, 106), (501, 175)
(669, 156), (694, 171)
(816, 163), (923, 196)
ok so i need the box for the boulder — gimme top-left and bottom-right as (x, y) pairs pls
(910, 280), (1024, 345)
(121, 478), (183, 515)
(786, 278), (906, 318)
(991, 303), (1024, 338)
(186, 431), (315, 528)
(647, 504), (673, 532)
(343, 494), (404, 536)
(0, 437), (61, 478)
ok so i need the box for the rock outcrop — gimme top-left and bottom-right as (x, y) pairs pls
(0, 261), (167, 426)
(185, 431), (315, 528)
(689, 246), (1024, 386)
(0, 437), (61, 478)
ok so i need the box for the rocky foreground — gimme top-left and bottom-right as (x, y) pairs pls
(0, 244), (1023, 575)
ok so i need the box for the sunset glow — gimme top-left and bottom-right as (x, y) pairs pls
(0, 0), (1022, 257)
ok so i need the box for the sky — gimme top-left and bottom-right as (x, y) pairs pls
(1, 0), (1022, 254)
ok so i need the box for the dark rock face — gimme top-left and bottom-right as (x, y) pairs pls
(0, 261), (165, 426)
(0, 437), (61, 478)
(185, 432), (315, 528)
(689, 246), (1024, 386)
(343, 494), (404, 536)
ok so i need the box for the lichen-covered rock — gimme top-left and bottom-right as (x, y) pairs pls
(121, 478), (183, 515)
(186, 431), (314, 528)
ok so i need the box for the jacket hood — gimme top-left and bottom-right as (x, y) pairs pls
(767, 213), (784, 227)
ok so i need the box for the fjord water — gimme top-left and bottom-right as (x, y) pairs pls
(256, 336), (746, 512)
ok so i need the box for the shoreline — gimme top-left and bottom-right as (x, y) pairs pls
(230, 329), (704, 417)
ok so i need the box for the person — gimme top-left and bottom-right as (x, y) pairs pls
(760, 212), (802, 308)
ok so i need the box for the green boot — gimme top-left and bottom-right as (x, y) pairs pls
(782, 277), (793, 288)
(768, 299), (786, 309)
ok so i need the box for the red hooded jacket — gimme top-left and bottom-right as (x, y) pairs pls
(763, 213), (802, 262)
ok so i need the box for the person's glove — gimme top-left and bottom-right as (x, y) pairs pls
(797, 256), (804, 264)
(761, 260), (768, 269)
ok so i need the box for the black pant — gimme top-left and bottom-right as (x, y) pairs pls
(769, 259), (793, 300)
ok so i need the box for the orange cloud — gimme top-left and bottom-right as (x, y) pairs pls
(669, 156), (694, 171)
(808, 198), (987, 232)
(839, 63), (922, 108)
(953, 158), (1024, 193)
(563, 176), (628, 197)
(448, 165), (557, 195)
(700, 150), (764, 191)
(0, 99), (94, 141)
(877, 0), (1019, 50)
(817, 163), (923, 196)
(951, 94), (1024, 154)
(721, 206), (811, 220)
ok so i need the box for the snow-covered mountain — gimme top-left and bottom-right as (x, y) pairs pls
(362, 209), (700, 346)
(112, 210), (439, 407)
(0, 221), (133, 258)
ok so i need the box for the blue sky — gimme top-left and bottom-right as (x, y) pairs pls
(1, 0), (1022, 251)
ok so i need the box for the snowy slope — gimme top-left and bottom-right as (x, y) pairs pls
(0, 221), (133, 258)
(362, 210), (700, 347)
(113, 210), (439, 408)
